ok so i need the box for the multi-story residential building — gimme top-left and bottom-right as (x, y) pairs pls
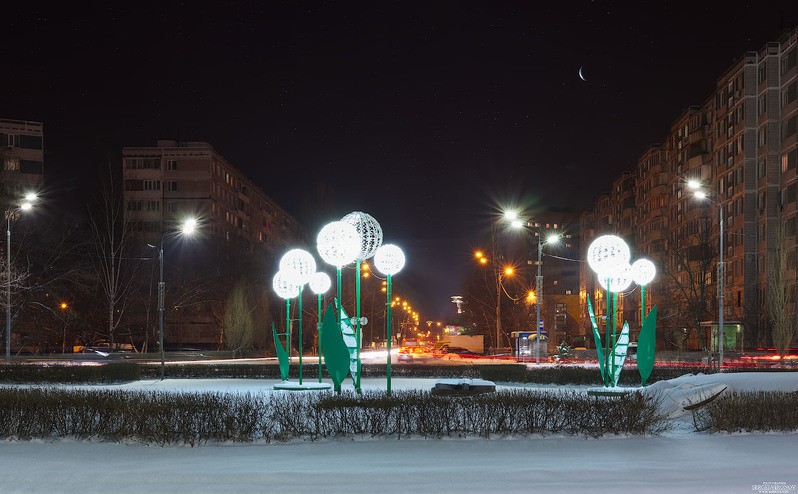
(581, 27), (798, 353)
(122, 140), (306, 348)
(0, 118), (44, 201)
(579, 172), (637, 344)
(517, 211), (581, 351)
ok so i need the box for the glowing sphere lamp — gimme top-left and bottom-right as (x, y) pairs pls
(341, 211), (383, 392)
(631, 257), (656, 318)
(587, 234), (631, 274)
(374, 244), (406, 395)
(309, 271), (332, 382)
(341, 211), (383, 261)
(279, 248), (317, 286)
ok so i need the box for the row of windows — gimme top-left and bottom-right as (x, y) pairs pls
(1, 133), (43, 150)
(127, 201), (162, 212)
(125, 158), (180, 170)
(124, 180), (182, 191)
(127, 201), (181, 212)
(125, 158), (161, 169)
(3, 158), (43, 174)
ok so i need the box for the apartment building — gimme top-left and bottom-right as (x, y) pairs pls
(581, 27), (798, 351)
(122, 140), (304, 250)
(579, 172), (637, 343)
(515, 211), (582, 350)
(122, 140), (306, 348)
(0, 118), (44, 201)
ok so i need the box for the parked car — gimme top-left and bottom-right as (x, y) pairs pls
(436, 346), (482, 359)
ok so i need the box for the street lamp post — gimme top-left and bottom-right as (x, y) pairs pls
(309, 271), (331, 383)
(475, 251), (512, 353)
(535, 232), (543, 364)
(152, 217), (198, 380)
(374, 244), (405, 396)
(506, 213), (560, 364)
(531, 231), (562, 364)
(279, 249), (317, 385)
(342, 212), (383, 393)
(689, 180), (725, 370)
(5, 192), (37, 361)
(587, 234), (632, 387)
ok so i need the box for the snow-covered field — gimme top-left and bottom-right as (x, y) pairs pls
(1, 372), (796, 494)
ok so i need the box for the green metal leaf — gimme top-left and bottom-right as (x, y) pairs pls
(637, 305), (658, 386)
(272, 323), (289, 381)
(321, 300), (351, 393)
(587, 296), (606, 383)
(335, 299), (359, 386)
(610, 321), (630, 387)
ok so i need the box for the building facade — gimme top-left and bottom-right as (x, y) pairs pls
(121, 140), (306, 348)
(517, 211), (582, 351)
(581, 27), (798, 352)
(0, 118), (44, 201)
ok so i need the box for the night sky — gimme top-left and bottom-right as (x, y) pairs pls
(3, 1), (797, 320)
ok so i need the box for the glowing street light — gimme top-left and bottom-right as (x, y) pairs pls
(316, 220), (360, 321)
(509, 217), (561, 363)
(688, 179), (726, 370)
(631, 258), (656, 321)
(272, 269), (298, 382)
(279, 249), (317, 385)
(150, 216), (199, 379)
(5, 192), (38, 360)
(374, 243), (405, 395)
(341, 211), (383, 393)
(587, 235), (632, 387)
(309, 271), (331, 383)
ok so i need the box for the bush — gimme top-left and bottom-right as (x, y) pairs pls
(475, 364), (787, 386)
(0, 387), (666, 444)
(697, 391), (798, 432)
(3, 360), (790, 384)
(0, 363), (140, 384)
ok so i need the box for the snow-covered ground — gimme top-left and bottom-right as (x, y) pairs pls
(1, 372), (796, 493)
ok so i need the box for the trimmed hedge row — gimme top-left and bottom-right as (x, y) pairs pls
(0, 363), (140, 384)
(697, 391), (798, 432)
(476, 364), (798, 386)
(1, 362), (793, 384)
(0, 388), (665, 445)
(137, 362), (482, 380)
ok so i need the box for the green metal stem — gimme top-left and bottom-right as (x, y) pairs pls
(317, 293), (323, 383)
(386, 274), (393, 396)
(604, 279), (611, 387)
(612, 291), (618, 388)
(355, 262), (362, 392)
(285, 297), (291, 370)
(298, 287), (303, 385)
(640, 284), (646, 323)
(336, 268), (342, 325)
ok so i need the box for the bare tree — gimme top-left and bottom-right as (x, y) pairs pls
(766, 216), (794, 361)
(88, 166), (141, 347)
(10, 217), (94, 352)
(224, 280), (256, 357)
(658, 209), (717, 361)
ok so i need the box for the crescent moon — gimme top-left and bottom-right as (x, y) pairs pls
(578, 66), (587, 82)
